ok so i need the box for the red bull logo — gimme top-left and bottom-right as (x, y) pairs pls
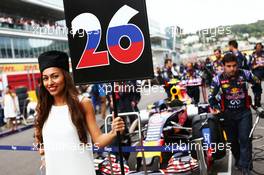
(230, 88), (240, 94)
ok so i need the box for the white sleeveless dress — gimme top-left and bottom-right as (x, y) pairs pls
(42, 96), (96, 175)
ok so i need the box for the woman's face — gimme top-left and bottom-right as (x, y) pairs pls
(42, 67), (65, 97)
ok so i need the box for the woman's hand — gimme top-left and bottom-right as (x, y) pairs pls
(81, 97), (126, 148)
(111, 115), (125, 136)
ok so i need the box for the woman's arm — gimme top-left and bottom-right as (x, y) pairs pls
(34, 127), (45, 155)
(34, 128), (45, 168)
(81, 97), (125, 148)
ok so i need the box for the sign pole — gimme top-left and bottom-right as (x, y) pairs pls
(111, 82), (125, 175)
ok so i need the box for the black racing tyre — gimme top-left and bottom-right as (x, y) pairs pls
(191, 114), (226, 160)
(149, 156), (160, 172)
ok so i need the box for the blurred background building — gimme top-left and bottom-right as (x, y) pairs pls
(0, 0), (67, 91)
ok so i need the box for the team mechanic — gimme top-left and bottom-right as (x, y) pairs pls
(208, 53), (261, 175)
(250, 43), (264, 107)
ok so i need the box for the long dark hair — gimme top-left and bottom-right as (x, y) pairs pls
(35, 69), (88, 144)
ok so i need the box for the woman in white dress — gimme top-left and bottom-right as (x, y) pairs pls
(3, 85), (19, 131)
(35, 51), (125, 175)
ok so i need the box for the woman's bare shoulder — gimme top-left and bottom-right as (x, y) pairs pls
(80, 96), (93, 108)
